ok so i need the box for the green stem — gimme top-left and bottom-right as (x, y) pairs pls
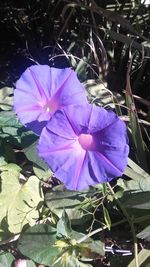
(77, 212), (149, 245)
(77, 218), (127, 244)
(107, 183), (139, 267)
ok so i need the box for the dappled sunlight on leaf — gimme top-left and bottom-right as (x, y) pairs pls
(0, 167), (43, 233)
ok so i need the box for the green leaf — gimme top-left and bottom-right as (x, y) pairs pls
(127, 158), (149, 179)
(124, 166), (148, 182)
(0, 141), (7, 167)
(125, 74), (148, 171)
(21, 129), (38, 148)
(57, 254), (92, 267)
(57, 210), (72, 238)
(45, 185), (84, 210)
(0, 141), (16, 164)
(0, 252), (15, 267)
(0, 111), (23, 145)
(18, 223), (104, 266)
(0, 111), (21, 128)
(18, 224), (59, 266)
(120, 191), (150, 210)
(0, 128), (22, 146)
(137, 225), (150, 242)
(81, 240), (105, 259)
(65, 230), (104, 260)
(0, 163), (21, 173)
(118, 164), (150, 212)
(23, 140), (49, 170)
(103, 206), (111, 230)
(33, 164), (52, 181)
(0, 87), (13, 111)
(75, 58), (88, 82)
(26, 260), (37, 267)
(78, 262), (92, 267)
(0, 217), (12, 241)
(0, 170), (43, 233)
(117, 177), (150, 192)
(45, 185), (91, 224)
(85, 79), (124, 111)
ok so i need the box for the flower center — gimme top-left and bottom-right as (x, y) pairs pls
(44, 105), (51, 112)
(43, 100), (59, 113)
(78, 134), (96, 151)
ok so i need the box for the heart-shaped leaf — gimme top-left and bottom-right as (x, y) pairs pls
(0, 252), (15, 267)
(0, 168), (43, 233)
(18, 224), (59, 266)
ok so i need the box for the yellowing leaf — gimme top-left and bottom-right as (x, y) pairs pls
(0, 171), (43, 233)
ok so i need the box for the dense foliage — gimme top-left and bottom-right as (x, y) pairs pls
(0, 0), (150, 266)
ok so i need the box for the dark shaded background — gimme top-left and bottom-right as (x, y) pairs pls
(0, 0), (150, 100)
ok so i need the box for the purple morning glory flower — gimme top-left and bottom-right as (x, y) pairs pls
(14, 65), (87, 134)
(37, 104), (129, 190)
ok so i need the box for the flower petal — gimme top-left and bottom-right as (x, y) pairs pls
(14, 65), (52, 124)
(37, 125), (85, 189)
(38, 128), (91, 190)
(50, 68), (87, 107)
(15, 259), (27, 267)
(97, 118), (129, 173)
(46, 109), (78, 139)
(68, 152), (100, 190)
(14, 65), (87, 134)
(37, 104), (129, 190)
(63, 104), (119, 134)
